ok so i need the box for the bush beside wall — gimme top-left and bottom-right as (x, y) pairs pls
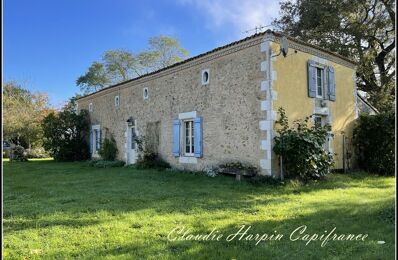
(273, 108), (334, 180)
(42, 109), (90, 161)
(99, 136), (118, 161)
(353, 112), (395, 175)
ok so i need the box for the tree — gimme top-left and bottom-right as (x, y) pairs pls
(76, 62), (109, 94)
(145, 36), (189, 70)
(3, 81), (52, 148)
(42, 106), (90, 161)
(273, 0), (395, 112)
(103, 49), (142, 82)
(76, 36), (189, 94)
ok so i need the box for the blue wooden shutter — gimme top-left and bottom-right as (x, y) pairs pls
(327, 66), (336, 101)
(307, 60), (316, 98)
(194, 117), (203, 158)
(89, 130), (93, 155)
(172, 119), (181, 157)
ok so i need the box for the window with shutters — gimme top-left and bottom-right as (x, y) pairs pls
(316, 67), (324, 98)
(183, 120), (195, 156)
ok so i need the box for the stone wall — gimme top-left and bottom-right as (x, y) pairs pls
(77, 37), (266, 172)
(77, 32), (357, 175)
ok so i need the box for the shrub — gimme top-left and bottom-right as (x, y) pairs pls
(10, 145), (28, 162)
(273, 107), (334, 180)
(352, 112), (394, 175)
(25, 147), (49, 158)
(99, 136), (118, 161)
(135, 152), (171, 170)
(203, 167), (218, 177)
(88, 159), (125, 168)
(42, 108), (90, 161)
(134, 135), (170, 170)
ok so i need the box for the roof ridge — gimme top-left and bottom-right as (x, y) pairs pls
(77, 30), (356, 100)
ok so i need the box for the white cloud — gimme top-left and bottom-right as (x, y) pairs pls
(178, 0), (280, 38)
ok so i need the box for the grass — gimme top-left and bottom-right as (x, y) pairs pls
(2, 158), (53, 162)
(3, 160), (395, 259)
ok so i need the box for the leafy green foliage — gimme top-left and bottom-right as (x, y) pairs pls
(42, 108), (90, 161)
(77, 36), (189, 94)
(76, 62), (110, 94)
(145, 36), (189, 69)
(88, 159), (125, 168)
(134, 153), (171, 170)
(25, 147), (49, 158)
(99, 136), (118, 161)
(3, 81), (53, 148)
(273, 108), (334, 180)
(134, 135), (170, 170)
(10, 145), (28, 162)
(274, 0), (395, 111)
(353, 112), (395, 175)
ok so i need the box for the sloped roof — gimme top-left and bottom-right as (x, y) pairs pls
(77, 30), (357, 100)
(357, 93), (379, 114)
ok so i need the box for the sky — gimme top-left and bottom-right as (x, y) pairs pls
(4, 0), (280, 107)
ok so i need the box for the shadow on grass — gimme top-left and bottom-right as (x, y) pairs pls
(37, 200), (395, 259)
(3, 160), (395, 231)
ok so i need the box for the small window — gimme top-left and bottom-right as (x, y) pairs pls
(143, 88), (149, 100)
(201, 69), (210, 85)
(316, 67), (324, 98)
(115, 95), (120, 107)
(89, 103), (93, 112)
(184, 120), (195, 156)
(314, 116), (322, 127)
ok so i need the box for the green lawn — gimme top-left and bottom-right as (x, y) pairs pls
(3, 160), (395, 259)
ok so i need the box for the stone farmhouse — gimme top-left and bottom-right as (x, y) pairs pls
(77, 30), (365, 176)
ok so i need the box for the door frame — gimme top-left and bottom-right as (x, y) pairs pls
(91, 124), (101, 158)
(126, 121), (137, 164)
